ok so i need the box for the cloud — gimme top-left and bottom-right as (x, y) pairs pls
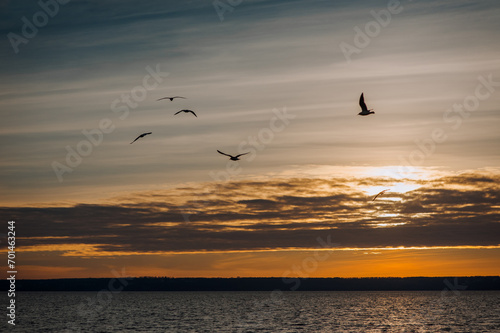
(3, 169), (499, 256)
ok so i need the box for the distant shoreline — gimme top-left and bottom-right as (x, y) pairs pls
(2, 276), (499, 292)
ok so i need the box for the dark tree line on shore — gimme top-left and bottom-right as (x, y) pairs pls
(3, 276), (500, 292)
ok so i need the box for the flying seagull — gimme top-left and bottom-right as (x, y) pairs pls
(175, 109), (197, 117)
(372, 189), (390, 201)
(157, 96), (186, 101)
(130, 132), (152, 144)
(217, 150), (249, 161)
(358, 93), (375, 116)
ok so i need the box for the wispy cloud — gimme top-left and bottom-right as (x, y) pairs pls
(1, 0), (499, 204)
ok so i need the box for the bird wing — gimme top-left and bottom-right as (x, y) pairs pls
(188, 110), (197, 117)
(174, 110), (183, 115)
(173, 96), (186, 99)
(372, 189), (389, 201)
(131, 132), (152, 144)
(235, 152), (250, 158)
(359, 93), (368, 112)
(157, 97), (170, 101)
(217, 150), (232, 157)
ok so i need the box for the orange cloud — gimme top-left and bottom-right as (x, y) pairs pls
(2, 168), (499, 278)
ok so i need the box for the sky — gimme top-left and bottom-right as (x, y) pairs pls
(0, 0), (499, 279)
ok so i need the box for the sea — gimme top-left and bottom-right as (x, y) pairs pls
(3, 291), (500, 332)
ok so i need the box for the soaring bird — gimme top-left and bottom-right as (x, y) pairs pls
(157, 96), (186, 101)
(372, 189), (390, 201)
(217, 150), (249, 161)
(130, 132), (152, 144)
(175, 109), (197, 117)
(358, 93), (375, 116)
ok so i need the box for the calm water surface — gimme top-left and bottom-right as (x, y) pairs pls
(3, 291), (500, 332)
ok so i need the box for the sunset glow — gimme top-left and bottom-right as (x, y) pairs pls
(3, 167), (500, 279)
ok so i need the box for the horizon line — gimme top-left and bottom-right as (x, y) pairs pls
(14, 275), (500, 281)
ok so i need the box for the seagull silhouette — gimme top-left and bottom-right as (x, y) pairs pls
(130, 132), (152, 144)
(157, 96), (186, 101)
(217, 150), (249, 161)
(372, 189), (390, 201)
(358, 93), (375, 116)
(175, 109), (197, 117)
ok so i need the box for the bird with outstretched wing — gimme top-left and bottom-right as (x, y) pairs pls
(175, 109), (197, 117)
(217, 150), (249, 161)
(130, 132), (152, 144)
(358, 93), (375, 116)
(157, 96), (186, 101)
